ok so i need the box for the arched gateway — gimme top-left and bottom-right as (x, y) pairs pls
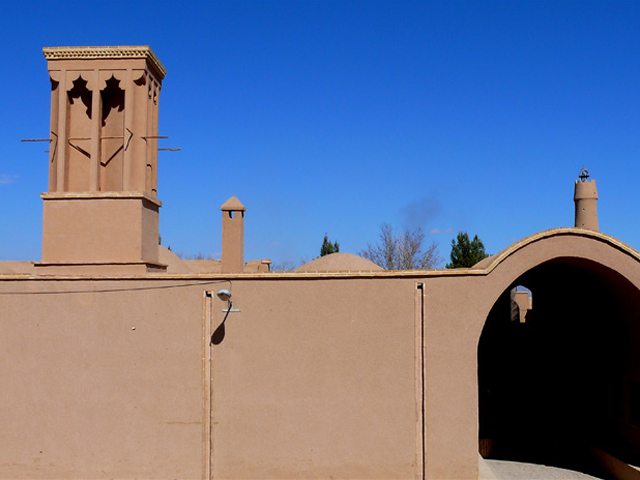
(476, 229), (640, 478)
(423, 228), (640, 480)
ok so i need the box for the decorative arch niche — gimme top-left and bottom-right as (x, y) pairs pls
(65, 75), (93, 191)
(100, 75), (125, 191)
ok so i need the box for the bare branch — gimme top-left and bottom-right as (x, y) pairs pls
(359, 223), (442, 270)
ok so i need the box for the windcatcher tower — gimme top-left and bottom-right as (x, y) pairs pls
(574, 166), (599, 231)
(38, 46), (167, 274)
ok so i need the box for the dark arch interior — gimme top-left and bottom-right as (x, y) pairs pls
(478, 257), (640, 478)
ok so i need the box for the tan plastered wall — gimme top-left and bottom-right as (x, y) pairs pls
(140, 198), (161, 262)
(0, 275), (424, 479)
(41, 196), (160, 264)
(0, 279), (206, 479)
(2, 229), (640, 480)
(208, 278), (422, 479)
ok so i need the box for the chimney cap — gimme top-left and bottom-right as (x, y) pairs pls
(221, 196), (246, 212)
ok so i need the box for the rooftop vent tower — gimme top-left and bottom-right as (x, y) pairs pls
(37, 46), (167, 274)
(574, 166), (599, 231)
(221, 196), (246, 274)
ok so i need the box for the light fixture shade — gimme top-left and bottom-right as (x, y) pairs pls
(217, 289), (232, 302)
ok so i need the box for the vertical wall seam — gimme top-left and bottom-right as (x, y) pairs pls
(421, 283), (426, 480)
(202, 291), (212, 480)
(415, 282), (426, 479)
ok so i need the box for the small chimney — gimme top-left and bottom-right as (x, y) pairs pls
(221, 196), (246, 273)
(574, 167), (599, 231)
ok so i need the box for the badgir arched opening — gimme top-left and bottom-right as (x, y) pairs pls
(478, 256), (640, 478)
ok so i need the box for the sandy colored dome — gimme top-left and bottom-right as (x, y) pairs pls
(295, 252), (384, 272)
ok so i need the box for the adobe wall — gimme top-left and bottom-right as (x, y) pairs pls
(0, 278), (205, 479)
(0, 274), (426, 479)
(209, 277), (423, 479)
(2, 230), (639, 480)
(41, 195), (161, 265)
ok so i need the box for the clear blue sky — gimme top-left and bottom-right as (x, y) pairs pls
(1, 0), (640, 267)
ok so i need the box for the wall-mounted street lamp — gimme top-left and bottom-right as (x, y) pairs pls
(217, 289), (232, 303)
(211, 289), (237, 345)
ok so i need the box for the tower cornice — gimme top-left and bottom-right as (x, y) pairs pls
(43, 46), (166, 79)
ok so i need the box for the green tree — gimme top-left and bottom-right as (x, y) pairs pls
(359, 222), (441, 270)
(320, 233), (340, 257)
(446, 232), (489, 268)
